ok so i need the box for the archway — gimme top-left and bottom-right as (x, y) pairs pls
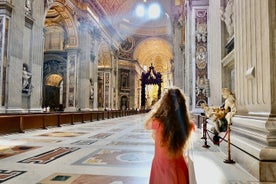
(43, 3), (79, 110)
(140, 64), (162, 109)
(120, 95), (129, 110)
(43, 56), (67, 111)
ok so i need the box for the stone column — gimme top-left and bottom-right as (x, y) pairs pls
(78, 23), (91, 110)
(208, 0), (223, 106)
(0, 16), (10, 112)
(230, 0), (276, 182)
(29, 0), (44, 112)
(172, 18), (184, 90)
(90, 26), (101, 110)
(6, 0), (25, 112)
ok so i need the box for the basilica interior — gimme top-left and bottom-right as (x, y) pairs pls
(0, 0), (275, 183)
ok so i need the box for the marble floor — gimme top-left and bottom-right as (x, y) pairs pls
(0, 114), (261, 184)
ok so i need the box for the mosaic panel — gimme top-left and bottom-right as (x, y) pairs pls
(71, 140), (97, 145)
(0, 170), (26, 183)
(108, 128), (124, 132)
(120, 133), (152, 140)
(194, 8), (209, 107)
(38, 173), (148, 184)
(74, 148), (153, 167)
(227, 182), (261, 184)
(108, 141), (153, 146)
(0, 145), (38, 159)
(18, 138), (62, 143)
(38, 131), (87, 137)
(18, 147), (80, 164)
(88, 133), (112, 139)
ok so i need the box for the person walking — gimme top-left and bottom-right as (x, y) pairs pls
(145, 87), (195, 184)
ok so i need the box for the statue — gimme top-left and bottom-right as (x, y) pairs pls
(89, 78), (94, 101)
(221, 88), (236, 125)
(22, 65), (32, 93)
(220, 0), (234, 40)
(25, 0), (32, 16)
(201, 88), (236, 144)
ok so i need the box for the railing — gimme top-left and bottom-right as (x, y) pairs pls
(0, 109), (146, 135)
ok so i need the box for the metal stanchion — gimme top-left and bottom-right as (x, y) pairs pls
(201, 115), (210, 148)
(224, 122), (235, 164)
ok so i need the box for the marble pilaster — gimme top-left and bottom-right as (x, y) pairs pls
(78, 24), (92, 110)
(208, 0), (223, 106)
(226, 0), (276, 182)
(6, 0), (25, 112)
(29, 0), (45, 112)
(172, 20), (184, 90)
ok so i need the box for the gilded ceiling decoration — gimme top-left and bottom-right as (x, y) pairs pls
(95, 0), (175, 72)
(45, 74), (63, 87)
(45, 5), (78, 48)
(134, 38), (173, 74)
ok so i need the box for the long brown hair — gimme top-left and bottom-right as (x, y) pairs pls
(146, 87), (193, 155)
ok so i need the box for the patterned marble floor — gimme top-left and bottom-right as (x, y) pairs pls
(0, 114), (261, 184)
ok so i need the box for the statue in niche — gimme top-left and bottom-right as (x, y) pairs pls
(89, 78), (94, 101)
(22, 65), (32, 94)
(25, 0), (32, 16)
(221, 0), (234, 40)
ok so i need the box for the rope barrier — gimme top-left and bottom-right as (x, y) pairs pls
(206, 129), (229, 145)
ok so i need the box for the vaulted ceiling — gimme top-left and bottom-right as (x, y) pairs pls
(93, 0), (183, 75)
(96, 0), (178, 36)
(45, 0), (184, 75)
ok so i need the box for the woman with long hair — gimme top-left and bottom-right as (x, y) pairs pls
(145, 87), (195, 184)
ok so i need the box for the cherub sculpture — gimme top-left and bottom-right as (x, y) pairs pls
(201, 88), (236, 136)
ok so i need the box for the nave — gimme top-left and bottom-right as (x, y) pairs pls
(0, 114), (259, 184)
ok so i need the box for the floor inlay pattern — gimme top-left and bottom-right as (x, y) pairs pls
(0, 114), (259, 183)
(38, 131), (87, 137)
(0, 145), (38, 159)
(88, 133), (113, 139)
(18, 147), (80, 164)
(71, 140), (97, 145)
(0, 170), (26, 183)
(74, 148), (153, 167)
(38, 173), (148, 184)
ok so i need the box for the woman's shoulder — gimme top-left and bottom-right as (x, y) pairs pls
(151, 118), (163, 129)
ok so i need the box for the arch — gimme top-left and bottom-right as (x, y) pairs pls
(44, 2), (79, 48)
(120, 95), (129, 110)
(43, 53), (67, 110)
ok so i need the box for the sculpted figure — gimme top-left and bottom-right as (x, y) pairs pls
(22, 66), (32, 90)
(221, 0), (234, 39)
(201, 88), (236, 136)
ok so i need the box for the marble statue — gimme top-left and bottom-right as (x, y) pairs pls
(201, 88), (236, 134)
(220, 0), (234, 40)
(25, 0), (32, 15)
(22, 66), (32, 93)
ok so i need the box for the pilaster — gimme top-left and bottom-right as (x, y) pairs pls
(228, 0), (276, 182)
(78, 21), (92, 110)
(65, 48), (79, 111)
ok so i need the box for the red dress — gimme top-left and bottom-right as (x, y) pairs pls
(149, 119), (189, 184)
